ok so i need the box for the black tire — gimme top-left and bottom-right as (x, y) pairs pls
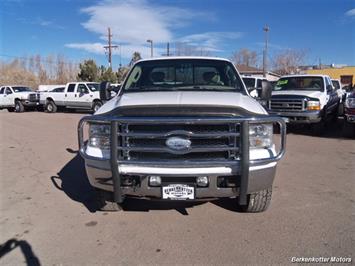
(238, 188), (273, 213)
(14, 100), (24, 113)
(343, 121), (354, 138)
(95, 189), (123, 212)
(45, 101), (57, 113)
(92, 101), (103, 113)
(7, 107), (15, 112)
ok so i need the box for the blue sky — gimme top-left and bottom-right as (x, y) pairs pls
(0, 0), (354, 69)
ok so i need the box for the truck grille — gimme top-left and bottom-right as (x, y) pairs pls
(29, 93), (40, 102)
(117, 123), (240, 163)
(269, 98), (304, 112)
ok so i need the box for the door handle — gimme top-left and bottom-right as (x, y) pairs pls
(75, 94), (77, 97)
(65, 94), (67, 97)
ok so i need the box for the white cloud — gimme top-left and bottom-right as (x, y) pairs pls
(65, 42), (165, 59)
(65, 0), (241, 59)
(80, 0), (206, 44)
(345, 8), (355, 17)
(178, 32), (243, 52)
(65, 43), (106, 54)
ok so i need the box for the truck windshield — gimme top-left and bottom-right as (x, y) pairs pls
(274, 77), (324, 91)
(87, 83), (99, 91)
(123, 59), (244, 93)
(242, 77), (256, 88)
(13, 87), (32, 92)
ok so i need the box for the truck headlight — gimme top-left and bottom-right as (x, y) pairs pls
(307, 100), (320, 111)
(249, 124), (273, 148)
(345, 98), (355, 108)
(88, 123), (110, 150)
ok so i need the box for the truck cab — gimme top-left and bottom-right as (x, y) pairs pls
(40, 82), (102, 113)
(78, 57), (286, 212)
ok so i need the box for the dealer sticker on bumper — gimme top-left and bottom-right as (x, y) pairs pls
(162, 184), (195, 200)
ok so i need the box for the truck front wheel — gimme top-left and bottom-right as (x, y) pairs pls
(95, 189), (123, 211)
(92, 101), (103, 113)
(15, 100), (25, 113)
(238, 188), (272, 213)
(45, 101), (57, 113)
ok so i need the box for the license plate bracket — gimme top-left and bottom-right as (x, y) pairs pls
(161, 183), (195, 200)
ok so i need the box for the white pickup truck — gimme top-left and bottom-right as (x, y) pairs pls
(40, 82), (102, 113)
(268, 74), (340, 134)
(241, 75), (268, 98)
(0, 85), (40, 112)
(78, 57), (287, 212)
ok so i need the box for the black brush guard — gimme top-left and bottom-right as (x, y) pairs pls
(78, 115), (286, 205)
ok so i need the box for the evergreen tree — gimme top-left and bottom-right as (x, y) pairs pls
(77, 59), (99, 81)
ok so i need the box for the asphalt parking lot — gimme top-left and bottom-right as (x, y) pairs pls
(0, 111), (354, 265)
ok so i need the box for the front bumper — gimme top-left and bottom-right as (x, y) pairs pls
(78, 116), (286, 205)
(21, 99), (40, 107)
(345, 114), (355, 123)
(84, 159), (276, 198)
(345, 108), (355, 123)
(268, 110), (322, 124)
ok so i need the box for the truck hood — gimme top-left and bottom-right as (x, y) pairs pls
(96, 91), (267, 115)
(16, 91), (36, 95)
(272, 90), (323, 99)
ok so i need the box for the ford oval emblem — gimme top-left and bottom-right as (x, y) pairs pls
(166, 137), (191, 150)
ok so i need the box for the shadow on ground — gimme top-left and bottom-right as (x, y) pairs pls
(284, 118), (354, 139)
(122, 198), (207, 215)
(50, 149), (213, 215)
(50, 150), (97, 212)
(0, 238), (40, 266)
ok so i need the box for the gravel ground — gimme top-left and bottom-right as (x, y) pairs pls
(0, 111), (354, 265)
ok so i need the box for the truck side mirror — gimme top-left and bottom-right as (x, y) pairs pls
(326, 85), (333, 93)
(260, 80), (272, 100)
(100, 81), (111, 101)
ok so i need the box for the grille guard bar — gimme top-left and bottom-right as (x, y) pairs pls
(78, 115), (287, 205)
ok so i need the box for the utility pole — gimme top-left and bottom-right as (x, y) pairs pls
(103, 27), (118, 68)
(262, 25), (270, 77)
(147, 39), (153, 57)
(167, 42), (170, 56)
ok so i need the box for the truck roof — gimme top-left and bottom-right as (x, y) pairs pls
(280, 74), (330, 79)
(136, 56), (232, 64)
(66, 82), (99, 84)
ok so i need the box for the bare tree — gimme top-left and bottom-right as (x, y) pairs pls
(0, 54), (79, 89)
(272, 49), (306, 75)
(230, 48), (258, 67)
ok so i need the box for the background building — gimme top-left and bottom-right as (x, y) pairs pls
(306, 66), (355, 86)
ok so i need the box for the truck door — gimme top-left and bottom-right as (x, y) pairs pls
(0, 87), (5, 107)
(76, 83), (93, 108)
(64, 83), (77, 107)
(325, 77), (339, 115)
(4, 87), (15, 106)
